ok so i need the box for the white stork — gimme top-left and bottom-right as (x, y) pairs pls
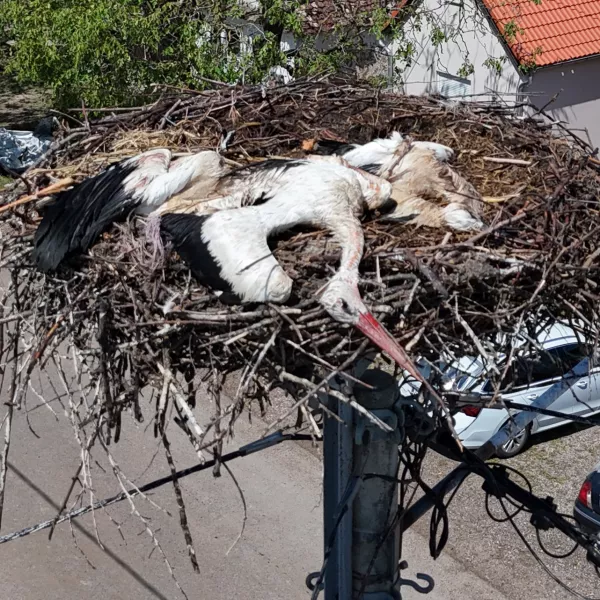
(158, 158), (423, 377)
(303, 132), (455, 167)
(303, 132), (485, 232)
(159, 158), (390, 300)
(32, 148), (227, 271)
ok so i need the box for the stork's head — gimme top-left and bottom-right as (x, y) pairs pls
(319, 275), (422, 379)
(354, 171), (392, 210)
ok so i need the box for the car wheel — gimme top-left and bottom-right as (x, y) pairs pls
(496, 424), (531, 458)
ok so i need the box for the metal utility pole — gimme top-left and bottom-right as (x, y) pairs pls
(321, 381), (354, 600)
(352, 369), (402, 599)
(321, 366), (402, 600)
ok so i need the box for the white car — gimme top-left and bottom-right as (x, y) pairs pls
(400, 322), (600, 457)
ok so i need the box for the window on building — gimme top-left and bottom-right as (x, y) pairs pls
(437, 71), (471, 98)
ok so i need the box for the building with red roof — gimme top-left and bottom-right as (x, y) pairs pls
(230, 0), (600, 147)
(481, 0), (600, 68)
(397, 0), (600, 148)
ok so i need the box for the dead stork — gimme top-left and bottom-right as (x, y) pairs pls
(158, 159), (422, 377)
(304, 132), (485, 231)
(32, 148), (227, 272)
(159, 158), (389, 299)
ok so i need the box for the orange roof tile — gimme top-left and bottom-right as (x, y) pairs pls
(481, 0), (600, 67)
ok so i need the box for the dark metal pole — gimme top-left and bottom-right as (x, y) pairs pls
(351, 369), (402, 600)
(322, 382), (354, 600)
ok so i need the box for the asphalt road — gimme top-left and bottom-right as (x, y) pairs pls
(0, 382), (508, 600)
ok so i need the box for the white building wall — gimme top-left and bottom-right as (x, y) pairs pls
(393, 0), (522, 102)
(523, 56), (600, 149)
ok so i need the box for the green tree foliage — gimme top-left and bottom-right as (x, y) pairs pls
(0, 0), (541, 108)
(1, 0), (408, 107)
(0, 0), (303, 107)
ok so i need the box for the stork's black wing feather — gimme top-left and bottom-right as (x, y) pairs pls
(160, 213), (240, 302)
(312, 140), (357, 156)
(357, 163), (381, 175)
(32, 161), (138, 272)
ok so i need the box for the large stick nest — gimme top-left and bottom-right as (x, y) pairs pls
(1, 77), (600, 450)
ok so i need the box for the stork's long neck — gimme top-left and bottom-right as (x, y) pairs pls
(253, 197), (365, 286)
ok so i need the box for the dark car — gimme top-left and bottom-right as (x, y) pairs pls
(574, 463), (600, 535)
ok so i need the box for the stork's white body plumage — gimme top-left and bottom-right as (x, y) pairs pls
(33, 149), (226, 271)
(306, 132), (454, 168)
(155, 156), (391, 217)
(160, 159), (387, 303)
(133, 150), (226, 214)
(339, 131), (454, 169)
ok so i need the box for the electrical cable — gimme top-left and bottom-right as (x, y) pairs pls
(535, 515), (579, 560)
(422, 429), (600, 598)
(465, 452), (600, 598)
(501, 401), (600, 428)
(484, 463), (533, 521)
(0, 430), (315, 545)
(497, 492), (600, 600)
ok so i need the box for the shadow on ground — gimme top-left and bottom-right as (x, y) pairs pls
(523, 422), (593, 453)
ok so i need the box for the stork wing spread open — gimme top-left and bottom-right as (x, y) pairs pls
(160, 209), (294, 305)
(33, 161), (139, 272)
(160, 213), (227, 287)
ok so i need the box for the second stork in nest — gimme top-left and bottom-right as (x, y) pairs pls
(303, 131), (485, 232)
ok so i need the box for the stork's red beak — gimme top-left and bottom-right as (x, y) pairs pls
(356, 312), (424, 383)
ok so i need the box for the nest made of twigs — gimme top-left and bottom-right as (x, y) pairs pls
(2, 77), (600, 451)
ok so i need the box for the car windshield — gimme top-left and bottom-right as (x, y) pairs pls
(482, 342), (591, 393)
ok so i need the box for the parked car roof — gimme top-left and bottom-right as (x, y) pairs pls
(399, 320), (588, 395)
